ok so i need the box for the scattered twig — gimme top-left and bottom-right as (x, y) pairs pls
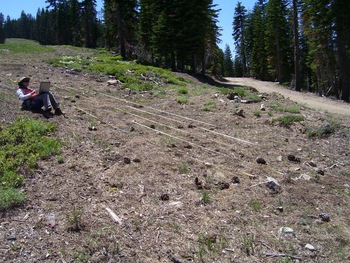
(265, 253), (301, 260)
(105, 207), (123, 225)
(251, 181), (268, 187)
(325, 161), (345, 170)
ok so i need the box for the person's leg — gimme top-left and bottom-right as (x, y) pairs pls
(40, 93), (53, 110)
(47, 92), (63, 115)
(29, 98), (44, 111)
(48, 92), (60, 110)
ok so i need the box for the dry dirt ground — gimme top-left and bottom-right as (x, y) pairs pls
(1, 46), (350, 263)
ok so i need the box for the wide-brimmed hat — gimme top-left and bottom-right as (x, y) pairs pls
(18, 77), (31, 85)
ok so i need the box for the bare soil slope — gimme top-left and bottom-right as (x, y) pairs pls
(1, 46), (350, 263)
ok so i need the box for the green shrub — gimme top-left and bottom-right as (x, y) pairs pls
(1, 171), (24, 188)
(0, 187), (26, 211)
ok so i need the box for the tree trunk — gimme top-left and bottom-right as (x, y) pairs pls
(116, 4), (126, 60)
(293, 0), (301, 91)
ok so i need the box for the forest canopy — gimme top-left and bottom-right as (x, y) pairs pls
(0, 0), (349, 101)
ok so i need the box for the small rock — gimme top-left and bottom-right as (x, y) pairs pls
(195, 177), (203, 189)
(227, 93), (238, 100)
(219, 181), (230, 190)
(235, 108), (244, 117)
(150, 124), (155, 129)
(183, 143), (192, 149)
(123, 157), (131, 164)
(232, 176), (240, 184)
(276, 206), (284, 212)
(319, 213), (330, 222)
(256, 157), (267, 165)
(287, 154), (300, 163)
(88, 126), (97, 131)
(260, 104), (266, 111)
(305, 161), (317, 167)
(107, 79), (121, 86)
(278, 227), (294, 239)
(316, 169), (324, 175)
(305, 244), (316, 251)
(160, 194), (169, 201)
(266, 177), (281, 193)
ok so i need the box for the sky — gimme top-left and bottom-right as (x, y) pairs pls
(0, 0), (256, 53)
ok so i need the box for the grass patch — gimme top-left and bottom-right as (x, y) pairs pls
(249, 199), (262, 212)
(306, 118), (340, 138)
(177, 87), (189, 94)
(47, 50), (188, 90)
(253, 110), (262, 117)
(0, 118), (62, 211)
(178, 163), (189, 174)
(176, 96), (189, 104)
(0, 38), (55, 53)
(272, 114), (304, 126)
(202, 101), (216, 111)
(268, 101), (301, 113)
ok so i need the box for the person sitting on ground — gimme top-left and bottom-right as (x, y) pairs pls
(16, 77), (63, 118)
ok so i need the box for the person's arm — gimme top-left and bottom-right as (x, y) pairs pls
(16, 88), (37, 101)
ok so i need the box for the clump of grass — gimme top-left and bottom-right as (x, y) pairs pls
(176, 96), (188, 104)
(201, 191), (211, 204)
(202, 101), (216, 111)
(66, 208), (84, 232)
(178, 87), (189, 94)
(57, 156), (65, 164)
(272, 114), (304, 126)
(268, 101), (301, 113)
(178, 163), (189, 174)
(242, 233), (255, 256)
(249, 199), (262, 212)
(253, 110), (262, 117)
(306, 121), (340, 138)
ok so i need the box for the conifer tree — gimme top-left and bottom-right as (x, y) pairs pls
(223, 44), (234, 77)
(250, 0), (269, 80)
(233, 1), (249, 76)
(266, 0), (292, 83)
(0, 13), (5, 44)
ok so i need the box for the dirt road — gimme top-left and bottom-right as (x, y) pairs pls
(225, 77), (350, 116)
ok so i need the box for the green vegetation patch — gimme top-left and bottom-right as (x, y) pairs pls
(0, 118), (62, 211)
(48, 51), (188, 91)
(306, 119), (341, 138)
(0, 38), (55, 54)
(218, 86), (261, 101)
(272, 114), (304, 126)
(268, 101), (301, 113)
